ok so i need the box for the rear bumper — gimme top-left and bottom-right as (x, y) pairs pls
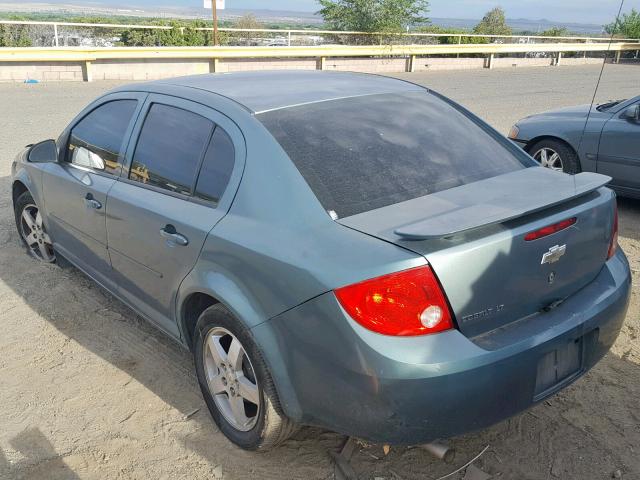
(252, 249), (631, 444)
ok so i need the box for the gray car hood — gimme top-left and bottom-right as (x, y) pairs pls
(522, 104), (593, 121)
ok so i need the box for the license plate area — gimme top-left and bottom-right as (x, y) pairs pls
(533, 334), (586, 401)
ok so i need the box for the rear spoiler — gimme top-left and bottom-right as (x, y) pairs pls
(392, 168), (611, 240)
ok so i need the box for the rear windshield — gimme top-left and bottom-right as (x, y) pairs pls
(259, 91), (528, 218)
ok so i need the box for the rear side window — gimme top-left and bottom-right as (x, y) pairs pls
(195, 127), (235, 204)
(67, 99), (137, 175)
(259, 92), (527, 218)
(130, 104), (213, 195)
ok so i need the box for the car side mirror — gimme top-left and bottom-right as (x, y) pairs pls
(622, 105), (640, 123)
(28, 139), (58, 163)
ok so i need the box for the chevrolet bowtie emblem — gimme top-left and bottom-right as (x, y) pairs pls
(541, 244), (566, 265)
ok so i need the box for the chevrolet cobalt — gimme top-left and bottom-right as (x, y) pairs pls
(12, 71), (630, 450)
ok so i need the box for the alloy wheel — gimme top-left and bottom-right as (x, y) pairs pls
(533, 147), (564, 172)
(19, 204), (55, 263)
(203, 327), (261, 432)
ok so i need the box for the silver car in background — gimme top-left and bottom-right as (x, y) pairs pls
(509, 96), (640, 197)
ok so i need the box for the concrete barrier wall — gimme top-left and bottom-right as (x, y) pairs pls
(0, 61), (84, 81)
(324, 57), (409, 72)
(414, 57), (487, 71)
(492, 56), (603, 68)
(92, 58), (210, 81)
(0, 55), (616, 82)
(220, 58), (318, 72)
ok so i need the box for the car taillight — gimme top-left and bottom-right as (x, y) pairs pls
(334, 266), (454, 336)
(607, 201), (618, 260)
(524, 217), (577, 241)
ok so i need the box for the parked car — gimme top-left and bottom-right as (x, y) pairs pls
(12, 71), (630, 451)
(509, 96), (640, 198)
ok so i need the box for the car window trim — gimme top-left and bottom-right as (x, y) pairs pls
(63, 94), (147, 177)
(189, 193), (220, 208)
(117, 175), (193, 202)
(63, 161), (120, 180)
(120, 93), (245, 211)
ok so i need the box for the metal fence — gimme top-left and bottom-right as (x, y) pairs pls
(1, 20), (639, 49)
(1, 41), (639, 82)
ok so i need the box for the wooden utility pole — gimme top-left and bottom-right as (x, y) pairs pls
(211, 0), (219, 46)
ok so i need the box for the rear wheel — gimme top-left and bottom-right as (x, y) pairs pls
(528, 139), (581, 174)
(14, 191), (56, 263)
(193, 304), (296, 450)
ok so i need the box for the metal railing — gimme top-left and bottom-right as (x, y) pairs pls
(1, 42), (638, 60)
(1, 42), (638, 80)
(1, 20), (639, 82)
(1, 19), (639, 48)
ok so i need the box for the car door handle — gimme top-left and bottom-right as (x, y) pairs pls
(84, 193), (102, 210)
(160, 225), (189, 247)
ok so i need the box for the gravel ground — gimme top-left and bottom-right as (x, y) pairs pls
(0, 64), (639, 480)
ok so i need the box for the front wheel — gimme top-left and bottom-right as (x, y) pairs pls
(528, 139), (581, 175)
(193, 304), (297, 450)
(14, 191), (56, 263)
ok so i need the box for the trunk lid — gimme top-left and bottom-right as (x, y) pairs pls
(338, 168), (615, 338)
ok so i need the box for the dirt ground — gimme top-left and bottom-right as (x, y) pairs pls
(1, 64), (639, 480)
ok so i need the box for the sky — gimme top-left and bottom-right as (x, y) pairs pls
(44, 0), (640, 24)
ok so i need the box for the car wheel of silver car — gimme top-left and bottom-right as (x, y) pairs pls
(533, 147), (563, 171)
(14, 191), (56, 263)
(193, 304), (297, 450)
(528, 139), (581, 175)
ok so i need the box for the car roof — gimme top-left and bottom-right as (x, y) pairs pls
(141, 70), (425, 114)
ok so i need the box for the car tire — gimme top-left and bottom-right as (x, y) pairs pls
(528, 139), (581, 175)
(193, 304), (297, 451)
(14, 190), (57, 263)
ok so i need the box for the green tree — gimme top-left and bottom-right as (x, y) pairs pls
(181, 20), (210, 46)
(473, 7), (512, 36)
(605, 8), (640, 39)
(317, 0), (429, 33)
(540, 26), (569, 37)
(120, 20), (208, 46)
(415, 25), (489, 44)
(234, 13), (264, 46)
(0, 24), (32, 47)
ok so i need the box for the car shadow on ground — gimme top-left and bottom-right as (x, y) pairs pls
(1, 175), (639, 479)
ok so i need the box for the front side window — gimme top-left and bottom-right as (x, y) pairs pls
(194, 127), (236, 204)
(130, 104), (213, 195)
(67, 99), (137, 175)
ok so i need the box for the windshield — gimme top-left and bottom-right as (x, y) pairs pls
(259, 91), (530, 218)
